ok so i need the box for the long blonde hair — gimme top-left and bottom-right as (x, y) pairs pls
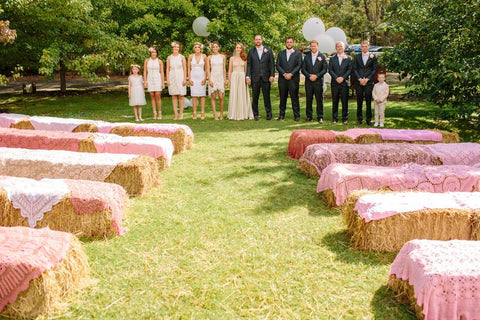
(235, 42), (247, 61)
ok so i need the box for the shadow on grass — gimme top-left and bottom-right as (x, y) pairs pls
(370, 285), (416, 320)
(321, 231), (398, 266)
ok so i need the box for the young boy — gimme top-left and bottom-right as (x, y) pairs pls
(372, 73), (389, 127)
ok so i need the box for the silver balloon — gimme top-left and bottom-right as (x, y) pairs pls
(302, 17), (325, 41)
(315, 33), (336, 55)
(192, 17), (210, 37)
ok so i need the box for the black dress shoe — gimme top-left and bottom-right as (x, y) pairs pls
(266, 115), (272, 120)
(305, 118), (312, 122)
(366, 121), (372, 126)
(357, 120), (362, 125)
(294, 117), (300, 122)
(254, 116), (259, 121)
(276, 116), (284, 121)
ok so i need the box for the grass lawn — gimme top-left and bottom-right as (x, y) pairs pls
(0, 84), (477, 319)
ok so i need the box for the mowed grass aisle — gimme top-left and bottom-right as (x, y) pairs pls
(4, 87), (471, 319)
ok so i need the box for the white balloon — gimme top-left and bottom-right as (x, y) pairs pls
(315, 33), (336, 55)
(325, 27), (347, 46)
(192, 17), (210, 37)
(302, 17), (325, 41)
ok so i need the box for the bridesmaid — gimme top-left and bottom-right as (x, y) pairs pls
(166, 42), (187, 120)
(187, 42), (207, 120)
(143, 47), (164, 119)
(227, 43), (253, 120)
(206, 41), (226, 120)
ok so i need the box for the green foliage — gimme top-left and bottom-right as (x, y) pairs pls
(383, 0), (480, 121)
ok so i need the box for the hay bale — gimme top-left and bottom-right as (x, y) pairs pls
(77, 136), (98, 153)
(10, 119), (34, 130)
(0, 227), (90, 319)
(0, 178), (127, 238)
(342, 191), (477, 252)
(105, 154), (160, 197)
(297, 161), (320, 178)
(334, 135), (355, 143)
(354, 134), (383, 144)
(388, 275), (425, 319)
(72, 123), (98, 133)
(435, 129), (460, 143)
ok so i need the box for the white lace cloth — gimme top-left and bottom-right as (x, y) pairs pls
(29, 116), (89, 132)
(389, 239), (480, 320)
(0, 113), (30, 128)
(0, 176), (69, 227)
(0, 147), (136, 181)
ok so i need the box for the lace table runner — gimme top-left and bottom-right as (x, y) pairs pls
(354, 191), (480, 222)
(0, 226), (72, 312)
(371, 128), (442, 141)
(30, 116), (89, 132)
(317, 163), (480, 206)
(426, 143), (480, 165)
(389, 239), (480, 320)
(0, 113), (29, 128)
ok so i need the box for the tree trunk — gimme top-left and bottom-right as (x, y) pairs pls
(59, 60), (67, 93)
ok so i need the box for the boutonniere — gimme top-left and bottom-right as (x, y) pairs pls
(339, 54), (347, 59)
(369, 54), (374, 59)
(263, 48), (268, 54)
(317, 56), (322, 61)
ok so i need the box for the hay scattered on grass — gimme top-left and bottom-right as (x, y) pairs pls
(0, 190), (126, 238)
(106, 155), (160, 197)
(1, 235), (90, 319)
(342, 190), (474, 252)
(297, 161), (320, 178)
(110, 125), (190, 154)
(10, 119), (34, 130)
(388, 275), (425, 319)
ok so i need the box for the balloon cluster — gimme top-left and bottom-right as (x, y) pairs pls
(302, 18), (347, 55)
(192, 17), (210, 37)
(0, 20), (17, 46)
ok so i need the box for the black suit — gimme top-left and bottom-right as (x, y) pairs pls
(353, 53), (378, 123)
(246, 46), (275, 117)
(301, 52), (327, 120)
(276, 49), (302, 119)
(328, 54), (353, 122)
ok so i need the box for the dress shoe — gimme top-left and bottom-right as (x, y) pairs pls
(294, 117), (300, 122)
(305, 118), (312, 122)
(333, 120), (337, 124)
(366, 121), (372, 126)
(357, 120), (362, 125)
(266, 115), (272, 120)
(276, 115), (284, 121)
(254, 116), (259, 121)
(343, 120), (348, 125)
(318, 118), (323, 124)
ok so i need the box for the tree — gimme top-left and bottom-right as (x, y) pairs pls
(383, 0), (480, 119)
(0, 4), (21, 85)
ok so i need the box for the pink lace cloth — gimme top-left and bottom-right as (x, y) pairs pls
(0, 147), (136, 182)
(287, 130), (336, 159)
(0, 113), (29, 128)
(371, 128), (442, 141)
(354, 191), (480, 222)
(317, 163), (480, 206)
(0, 226), (72, 312)
(92, 133), (174, 166)
(64, 179), (126, 236)
(426, 143), (480, 165)
(0, 127), (90, 152)
(389, 239), (480, 320)
(93, 121), (195, 137)
(0, 176), (126, 235)
(29, 116), (90, 132)
(300, 143), (439, 176)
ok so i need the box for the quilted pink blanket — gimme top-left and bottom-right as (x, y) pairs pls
(0, 226), (72, 312)
(354, 192), (480, 222)
(389, 239), (480, 320)
(317, 163), (480, 206)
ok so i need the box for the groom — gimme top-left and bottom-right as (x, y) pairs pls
(246, 34), (275, 120)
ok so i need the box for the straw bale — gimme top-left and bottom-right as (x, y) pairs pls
(298, 161), (320, 178)
(342, 192), (474, 252)
(0, 189), (126, 238)
(388, 275), (425, 319)
(0, 235), (90, 319)
(435, 129), (460, 143)
(110, 125), (189, 154)
(77, 136), (97, 153)
(355, 134), (383, 144)
(334, 135), (355, 144)
(72, 123), (98, 133)
(106, 155), (160, 197)
(10, 119), (34, 130)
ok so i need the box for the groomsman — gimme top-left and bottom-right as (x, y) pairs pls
(246, 35), (275, 120)
(275, 37), (303, 121)
(301, 39), (327, 123)
(328, 41), (353, 124)
(353, 40), (378, 125)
